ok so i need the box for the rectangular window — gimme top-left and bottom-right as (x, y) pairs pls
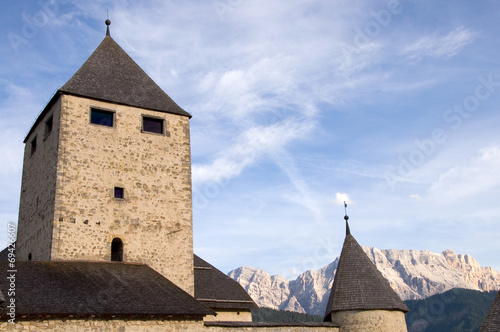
(30, 137), (37, 156)
(90, 108), (114, 127)
(142, 116), (164, 134)
(114, 187), (124, 199)
(44, 115), (53, 138)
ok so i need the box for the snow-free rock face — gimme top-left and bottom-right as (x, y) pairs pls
(228, 248), (500, 316)
(365, 248), (500, 301)
(229, 266), (294, 311)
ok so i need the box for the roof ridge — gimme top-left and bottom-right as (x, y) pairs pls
(193, 254), (258, 311)
(59, 36), (191, 117)
(324, 233), (409, 319)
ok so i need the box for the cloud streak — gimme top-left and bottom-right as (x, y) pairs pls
(429, 145), (500, 201)
(402, 27), (477, 62)
(192, 116), (316, 188)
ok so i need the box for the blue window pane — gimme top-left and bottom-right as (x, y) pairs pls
(143, 117), (163, 134)
(91, 109), (114, 127)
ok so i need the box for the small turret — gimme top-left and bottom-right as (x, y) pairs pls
(324, 203), (409, 332)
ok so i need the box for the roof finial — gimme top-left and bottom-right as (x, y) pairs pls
(105, 11), (111, 37)
(344, 201), (351, 236)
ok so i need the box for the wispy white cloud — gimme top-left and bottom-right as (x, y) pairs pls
(332, 193), (354, 206)
(401, 27), (477, 62)
(192, 116), (316, 187)
(429, 145), (500, 201)
(271, 149), (324, 223)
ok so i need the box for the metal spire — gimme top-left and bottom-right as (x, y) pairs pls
(105, 11), (111, 37)
(344, 201), (351, 236)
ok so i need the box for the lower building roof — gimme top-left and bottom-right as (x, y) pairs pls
(194, 255), (258, 311)
(204, 321), (340, 328)
(0, 261), (214, 319)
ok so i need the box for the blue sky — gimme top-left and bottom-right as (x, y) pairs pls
(1, 0), (500, 279)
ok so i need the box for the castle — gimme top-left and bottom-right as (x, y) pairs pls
(0, 21), (411, 331)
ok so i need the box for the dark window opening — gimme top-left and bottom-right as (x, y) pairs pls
(28, 253), (32, 261)
(114, 187), (124, 199)
(30, 137), (37, 156)
(143, 116), (164, 134)
(111, 238), (123, 262)
(90, 108), (114, 127)
(44, 116), (53, 137)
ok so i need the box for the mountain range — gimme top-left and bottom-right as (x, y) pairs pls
(228, 247), (500, 316)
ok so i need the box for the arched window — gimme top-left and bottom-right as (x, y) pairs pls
(28, 253), (32, 261)
(111, 238), (123, 262)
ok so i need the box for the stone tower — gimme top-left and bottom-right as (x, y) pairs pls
(16, 24), (195, 295)
(324, 220), (409, 332)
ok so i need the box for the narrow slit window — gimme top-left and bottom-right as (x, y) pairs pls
(111, 238), (123, 262)
(90, 108), (114, 127)
(30, 137), (37, 156)
(142, 116), (164, 134)
(114, 187), (124, 199)
(44, 116), (53, 138)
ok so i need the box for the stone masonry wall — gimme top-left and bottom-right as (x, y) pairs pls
(1, 319), (340, 332)
(50, 94), (195, 295)
(1, 318), (205, 331)
(204, 310), (253, 322)
(330, 310), (408, 332)
(17, 98), (61, 262)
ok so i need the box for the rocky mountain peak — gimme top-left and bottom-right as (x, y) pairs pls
(229, 247), (500, 316)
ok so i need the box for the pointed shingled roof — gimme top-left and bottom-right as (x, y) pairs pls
(324, 222), (409, 320)
(480, 290), (500, 332)
(59, 35), (191, 118)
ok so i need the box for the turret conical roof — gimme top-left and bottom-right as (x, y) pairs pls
(59, 36), (190, 117)
(480, 290), (500, 331)
(324, 222), (409, 320)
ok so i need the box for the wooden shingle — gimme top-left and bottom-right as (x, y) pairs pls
(60, 36), (191, 118)
(324, 224), (409, 319)
(0, 261), (214, 319)
(194, 255), (258, 311)
(480, 290), (500, 332)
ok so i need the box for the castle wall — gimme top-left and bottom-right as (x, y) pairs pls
(50, 94), (195, 295)
(204, 310), (253, 322)
(330, 310), (408, 332)
(17, 98), (61, 261)
(1, 318), (204, 331)
(1, 319), (340, 332)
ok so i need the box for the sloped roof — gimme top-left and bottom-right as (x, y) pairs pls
(324, 223), (409, 319)
(194, 255), (258, 311)
(24, 34), (191, 143)
(480, 290), (500, 332)
(59, 35), (191, 118)
(0, 261), (213, 319)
